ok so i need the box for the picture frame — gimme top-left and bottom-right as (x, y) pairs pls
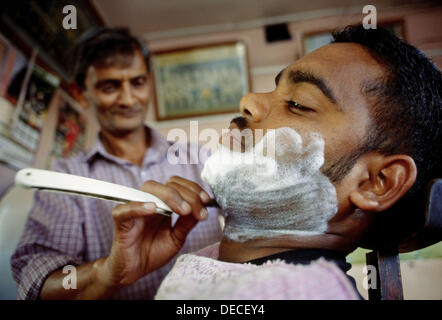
(51, 100), (86, 160)
(0, 0), (104, 80)
(302, 31), (334, 56)
(302, 20), (405, 56)
(9, 63), (60, 152)
(151, 41), (250, 121)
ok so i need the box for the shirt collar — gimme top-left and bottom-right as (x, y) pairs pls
(245, 248), (350, 272)
(83, 126), (171, 167)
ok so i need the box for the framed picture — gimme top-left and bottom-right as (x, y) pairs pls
(9, 64), (60, 152)
(51, 102), (86, 160)
(303, 32), (334, 56)
(151, 42), (250, 120)
(0, 37), (28, 104)
(0, 0), (103, 80)
(302, 20), (405, 56)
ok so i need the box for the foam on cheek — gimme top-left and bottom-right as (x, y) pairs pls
(201, 127), (338, 242)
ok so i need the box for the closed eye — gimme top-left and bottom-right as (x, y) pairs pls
(287, 100), (315, 113)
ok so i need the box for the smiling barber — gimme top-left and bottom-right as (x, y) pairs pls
(10, 27), (223, 299)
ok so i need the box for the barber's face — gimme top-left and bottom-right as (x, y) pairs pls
(84, 50), (150, 133)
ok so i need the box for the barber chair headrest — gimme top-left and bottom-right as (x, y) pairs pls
(398, 178), (442, 253)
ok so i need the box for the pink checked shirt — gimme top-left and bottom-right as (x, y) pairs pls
(10, 127), (224, 299)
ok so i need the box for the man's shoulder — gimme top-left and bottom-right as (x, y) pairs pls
(253, 258), (361, 299)
(157, 255), (360, 300)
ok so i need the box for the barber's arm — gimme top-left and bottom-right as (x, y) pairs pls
(39, 177), (210, 299)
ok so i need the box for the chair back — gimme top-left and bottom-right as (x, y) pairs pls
(0, 187), (35, 299)
(366, 178), (442, 300)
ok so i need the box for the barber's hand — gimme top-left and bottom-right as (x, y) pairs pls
(100, 177), (212, 288)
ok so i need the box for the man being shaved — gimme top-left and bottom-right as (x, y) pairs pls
(144, 25), (440, 299)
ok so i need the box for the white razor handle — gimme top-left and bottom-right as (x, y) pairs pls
(14, 168), (173, 216)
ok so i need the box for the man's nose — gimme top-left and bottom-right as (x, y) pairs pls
(239, 92), (271, 123)
(119, 82), (136, 107)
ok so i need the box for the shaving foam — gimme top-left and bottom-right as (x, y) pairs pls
(201, 127), (338, 242)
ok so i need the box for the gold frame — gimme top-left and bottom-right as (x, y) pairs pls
(151, 41), (250, 121)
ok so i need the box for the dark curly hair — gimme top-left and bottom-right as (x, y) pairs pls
(331, 25), (442, 249)
(69, 27), (150, 89)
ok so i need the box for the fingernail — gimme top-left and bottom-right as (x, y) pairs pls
(143, 202), (156, 211)
(200, 208), (208, 220)
(181, 201), (191, 214)
(199, 191), (210, 203)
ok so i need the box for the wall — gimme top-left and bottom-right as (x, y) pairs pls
(349, 258), (442, 300)
(4, 3), (437, 201)
(141, 5), (442, 300)
(0, 2), (440, 299)
(1, 5), (441, 194)
(143, 5), (442, 144)
(75, 5), (442, 150)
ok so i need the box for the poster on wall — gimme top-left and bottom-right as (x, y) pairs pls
(0, 36), (9, 91)
(51, 102), (86, 159)
(0, 35), (29, 130)
(0, 35), (36, 169)
(1, 0), (103, 80)
(9, 64), (60, 151)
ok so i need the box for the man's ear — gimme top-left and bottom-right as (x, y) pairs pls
(349, 154), (417, 212)
(69, 82), (89, 109)
(147, 73), (153, 96)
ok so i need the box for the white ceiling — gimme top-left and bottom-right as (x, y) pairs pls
(92, 0), (433, 40)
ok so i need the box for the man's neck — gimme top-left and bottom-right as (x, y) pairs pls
(218, 233), (353, 263)
(217, 208), (372, 263)
(99, 126), (150, 166)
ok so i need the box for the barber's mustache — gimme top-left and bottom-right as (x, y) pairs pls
(109, 103), (144, 114)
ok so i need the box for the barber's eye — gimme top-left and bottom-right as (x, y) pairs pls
(101, 85), (118, 93)
(132, 77), (147, 87)
(287, 100), (314, 113)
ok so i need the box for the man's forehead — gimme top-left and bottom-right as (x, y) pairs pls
(289, 43), (386, 80)
(282, 43), (386, 101)
(86, 51), (147, 81)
